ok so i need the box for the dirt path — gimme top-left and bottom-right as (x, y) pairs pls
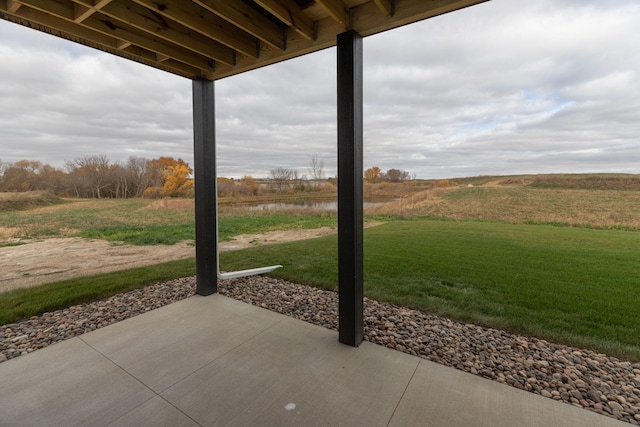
(0, 226), (349, 293)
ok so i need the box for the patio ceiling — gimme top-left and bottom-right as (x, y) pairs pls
(0, 0), (488, 80)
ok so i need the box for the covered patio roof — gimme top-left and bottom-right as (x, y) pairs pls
(0, 0), (488, 80)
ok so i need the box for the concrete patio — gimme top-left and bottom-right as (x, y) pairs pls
(0, 294), (626, 427)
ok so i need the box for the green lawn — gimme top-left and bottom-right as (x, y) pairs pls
(0, 259), (195, 325)
(79, 212), (337, 244)
(220, 219), (640, 360)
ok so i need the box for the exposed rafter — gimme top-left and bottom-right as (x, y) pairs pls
(193, 0), (286, 50)
(0, 0), (490, 80)
(73, 0), (112, 23)
(6, 0), (21, 13)
(99, 1), (237, 66)
(373, 0), (393, 17)
(316, 0), (349, 28)
(254, 0), (315, 41)
(131, 0), (259, 58)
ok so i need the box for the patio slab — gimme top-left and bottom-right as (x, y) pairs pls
(0, 337), (156, 426)
(0, 294), (628, 427)
(390, 356), (623, 427)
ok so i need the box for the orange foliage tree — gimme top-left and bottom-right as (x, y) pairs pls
(364, 166), (382, 183)
(143, 157), (194, 198)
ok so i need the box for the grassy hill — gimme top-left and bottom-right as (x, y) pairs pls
(370, 173), (640, 230)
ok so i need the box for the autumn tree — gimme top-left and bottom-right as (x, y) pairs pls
(36, 164), (70, 195)
(163, 162), (194, 197)
(364, 166), (382, 183)
(105, 156), (151, 198)
(385, 168), (411, 183)
(0, 155), (196, 199)
(0, 160), (69, 194)
(143, 157), (193, 198)
(240, 175), (259, 196)
(217, 177), (235, 197)
(125, 156), (150, 197)
(108, 163), (129, 199)
(65, 155), (112, 198)
(0, 160), (40, 191)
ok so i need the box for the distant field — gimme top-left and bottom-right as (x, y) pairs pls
(0, 195), (337, 245)
(3, 174), (640, 244)
(372, 174), (640, 230)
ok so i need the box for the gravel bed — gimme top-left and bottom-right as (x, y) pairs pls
(1, 276), (639, 424)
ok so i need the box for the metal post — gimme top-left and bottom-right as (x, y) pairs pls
(337, 30), (364, 346)
(192, 79), (217, 295)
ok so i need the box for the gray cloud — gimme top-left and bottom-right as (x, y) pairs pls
(1, 0), (639, 179)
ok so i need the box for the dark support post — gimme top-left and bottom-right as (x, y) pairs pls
(337, 30), (364, 346)
(192, 79), (217, 296)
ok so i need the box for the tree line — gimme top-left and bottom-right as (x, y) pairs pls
(364, 166), (412, 183)
(0, 154), (412, 199)
(0, 155), (194, 198)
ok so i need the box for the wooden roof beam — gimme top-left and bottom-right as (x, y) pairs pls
(72, 0), (112, 23)
(351, 0), (490, 36)
(193, 0), (286, 50)
(254, 0), (315, 41)
(98, 0), (236, 66)
(14, 0), (73, 19)
(220, 14), (340, 80)
(73, 4), (92, 22)
(115, 39), (131, 49)
(120, 44), (205, 78)
(7, 0), (21, 13)
(11, 1), (218, 73)
(83, 11), (217, 72)
(0, 1), (223, 79)
(2, 3), (187, 74)
(315, 0), (349, 29)
(7, 1), (121, 48)
(373, 0), (393, 17)
(131, 0), (258, 58)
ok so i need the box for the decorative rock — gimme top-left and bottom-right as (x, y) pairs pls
(609, 401), (624, 412)
(587, 389), (601, 403)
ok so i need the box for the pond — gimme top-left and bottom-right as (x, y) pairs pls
(248, 198), (394, 211)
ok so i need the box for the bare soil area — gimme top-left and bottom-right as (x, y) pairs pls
(0, 226), (343, 293)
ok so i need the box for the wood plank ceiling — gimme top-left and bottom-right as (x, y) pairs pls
(0, 0), (488, 80)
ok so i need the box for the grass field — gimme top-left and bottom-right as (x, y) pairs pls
(0, 259), (195, 325)
(2, 174), (640, 360)
(219, 219), (640, 359)
(0, 191), (62, 212)
(372, 184), (640, 229)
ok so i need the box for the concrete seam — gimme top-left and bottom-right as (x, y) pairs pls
(386, 358), (421, 427)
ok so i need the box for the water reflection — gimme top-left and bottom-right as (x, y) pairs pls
(248, 198), (392, 211)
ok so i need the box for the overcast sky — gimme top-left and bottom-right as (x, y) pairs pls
(1, 0), (639, 179)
